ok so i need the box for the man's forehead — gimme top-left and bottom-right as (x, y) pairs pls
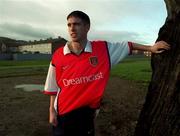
(67, 16), (82, 23)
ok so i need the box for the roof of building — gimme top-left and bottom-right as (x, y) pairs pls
(0, 36), (67, 47)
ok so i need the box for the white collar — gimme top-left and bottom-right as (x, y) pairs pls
(63, 40), (92, 55)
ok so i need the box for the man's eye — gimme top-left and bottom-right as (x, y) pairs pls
(75, 23), (80, 26)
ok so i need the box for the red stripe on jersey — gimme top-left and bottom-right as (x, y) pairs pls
(43, 90), (57, 95)
(128, 42), (133, 55)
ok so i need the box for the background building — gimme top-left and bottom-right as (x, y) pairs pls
(0, 36), (67, 60)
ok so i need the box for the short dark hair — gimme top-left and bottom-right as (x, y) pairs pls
(67, 10), (90, 25)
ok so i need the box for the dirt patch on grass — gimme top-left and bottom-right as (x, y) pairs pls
(0, 75), (147, 136)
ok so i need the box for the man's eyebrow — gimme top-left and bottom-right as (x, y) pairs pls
(67, 22), (81, 26)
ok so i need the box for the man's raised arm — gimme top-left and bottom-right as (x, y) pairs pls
(131, 41), (170, 53)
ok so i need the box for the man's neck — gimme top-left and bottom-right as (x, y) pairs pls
(69, 40), (87, 55)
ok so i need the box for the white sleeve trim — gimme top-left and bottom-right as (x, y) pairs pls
(44, 62), (60, 93)
(107, 41), (130, 67)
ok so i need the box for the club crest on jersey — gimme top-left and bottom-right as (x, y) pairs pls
(89, 56), (98, 66)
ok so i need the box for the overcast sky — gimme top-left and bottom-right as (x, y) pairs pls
(0, 0), (167, 44)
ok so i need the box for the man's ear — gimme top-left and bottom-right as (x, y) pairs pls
(85, 24), (90, 32)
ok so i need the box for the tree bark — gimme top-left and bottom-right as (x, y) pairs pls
(134, 0), (180, 136)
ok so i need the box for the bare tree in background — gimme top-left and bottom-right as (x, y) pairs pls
(134, 0), (180, 136)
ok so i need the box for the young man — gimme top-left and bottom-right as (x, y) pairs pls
(43, 11), (170, 136)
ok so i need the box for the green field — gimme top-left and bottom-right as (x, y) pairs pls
(0, 60), (49, 78)
(111, 57), (151, 83)
(0, 58), (152, 84)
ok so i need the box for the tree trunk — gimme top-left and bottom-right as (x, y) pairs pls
(134, 0), (180, 136)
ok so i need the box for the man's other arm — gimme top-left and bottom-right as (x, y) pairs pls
(131, 41), (170, 53)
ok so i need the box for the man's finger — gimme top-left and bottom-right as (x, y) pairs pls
(160, 41), (171, 47)
(161, 43), (170, 47)
(156, 50), (164, 53)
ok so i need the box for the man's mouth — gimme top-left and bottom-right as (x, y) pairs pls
(71, 33), (77, 37)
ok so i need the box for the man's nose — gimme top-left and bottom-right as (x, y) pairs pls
(70, 25), (75, 32)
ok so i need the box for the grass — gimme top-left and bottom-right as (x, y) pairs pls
(0, 58), (152, 85)
(0, 60), (49, 67)
(111, 57), (152, 85)
(0, 60), (49, 78)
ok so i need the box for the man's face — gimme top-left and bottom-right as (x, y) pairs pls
(67, 16), (90, 42)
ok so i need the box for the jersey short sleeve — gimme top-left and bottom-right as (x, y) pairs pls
(43, 62), (60, 95)
(107, 41), (132, 67)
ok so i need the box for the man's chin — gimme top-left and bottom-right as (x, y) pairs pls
(71, 38), (79, 42)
